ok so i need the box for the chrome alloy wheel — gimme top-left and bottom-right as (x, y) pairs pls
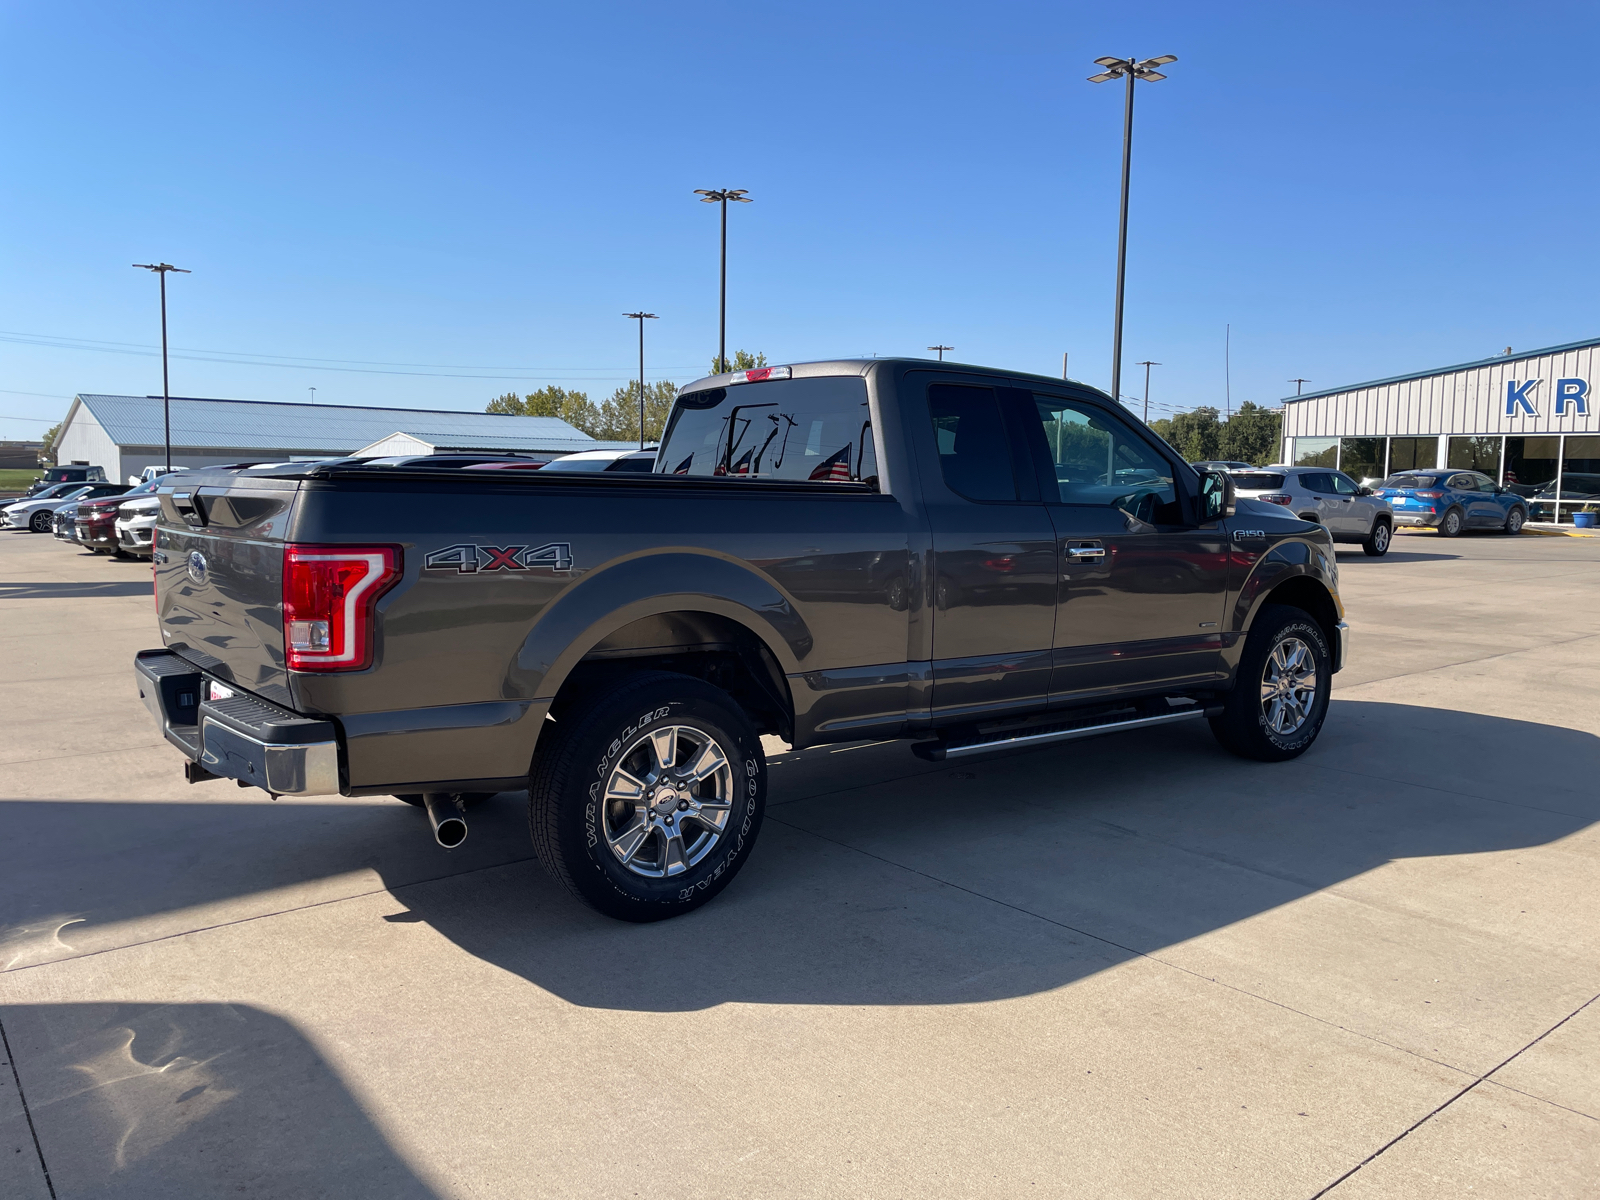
(1260, 636), (1318, 735)
(1372, 523), (1390, 553)
(601, 724), (735, 878)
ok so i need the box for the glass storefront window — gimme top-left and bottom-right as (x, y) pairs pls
(1448, 436), (1502, 476)
(1388, 436), (1437, 472)
(1507, 436), (1560, 520)
(1339, 438), (1383, 484)
(1558, 435), (1600, 524)
(1293, 437), (1338, 468)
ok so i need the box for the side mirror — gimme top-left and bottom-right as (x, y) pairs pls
(1357, 485), (1374, 496)
(1199, 469), (1235, 522)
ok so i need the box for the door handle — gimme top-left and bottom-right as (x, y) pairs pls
(1067, 543), (1105, 560)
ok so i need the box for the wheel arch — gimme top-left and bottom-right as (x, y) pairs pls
(513, 552), (805, 754)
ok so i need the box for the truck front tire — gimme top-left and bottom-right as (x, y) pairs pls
(528, 671), (766, 922)
(1210, 604), (1331, 762)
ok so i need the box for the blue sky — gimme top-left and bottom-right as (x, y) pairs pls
(2, 0), (1596, 439)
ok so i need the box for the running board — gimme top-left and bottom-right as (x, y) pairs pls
(911, 707), (1212, 762)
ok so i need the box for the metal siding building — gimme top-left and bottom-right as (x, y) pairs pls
(1278, 336), (1600, 521)
(51, 394), (625, 481)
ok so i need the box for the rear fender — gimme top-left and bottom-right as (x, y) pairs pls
(509, 551), (811, 713)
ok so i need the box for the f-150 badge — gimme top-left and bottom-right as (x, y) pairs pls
(1231, 529), (1266, 541)
(424, 542), (573, 573)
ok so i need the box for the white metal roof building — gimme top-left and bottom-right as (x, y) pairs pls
(50, 394), (628, 481)
(1279, 335), (1600, 522)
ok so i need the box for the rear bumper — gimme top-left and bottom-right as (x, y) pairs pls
(135, 649), (341, 796)
(1391, 511), (1439, 527)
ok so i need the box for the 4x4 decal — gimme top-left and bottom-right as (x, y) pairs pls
(425, 542), (573, 573)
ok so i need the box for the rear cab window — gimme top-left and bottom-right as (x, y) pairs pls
(657, 376), (876, 484)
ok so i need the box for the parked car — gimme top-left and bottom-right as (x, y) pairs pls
(135, 357), (1347, 923)
(1190, 460), (1254, 472)
(543, 449), (658, 473)
(128, 464), (190, 486)
(75, 484), (143, 552)
(23, 465), (107, 497)
(2, 483), (126, 532)
(53, 501), (83, 544)
(1230, 466), (1394, 555)
(1526, 472), (1600, 524)
(116, 495), (163, 557)
(1374, 470), (1528, 537)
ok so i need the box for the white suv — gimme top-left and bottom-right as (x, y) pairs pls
(1231, 466), (1395, 557)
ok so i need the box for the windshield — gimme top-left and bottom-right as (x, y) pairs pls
(1230, 472), (1285, 490)
(657, 377), (876, 483)
(29, 483), (76, 500)
(1379, 475), (1444, 489)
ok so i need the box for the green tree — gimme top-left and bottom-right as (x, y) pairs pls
(1218, 401), (1281, 466)
(595, 380), (678, 443)
(486, 386), (600, 436)
(710, 349), (767, 376)
(39, 421), (62, 464)
(1164, 406), (1222, 462)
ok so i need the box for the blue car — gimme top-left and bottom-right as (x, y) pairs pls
(1376, 469), (1528, 537)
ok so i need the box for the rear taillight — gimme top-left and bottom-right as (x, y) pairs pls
(1259, 493), (1293, 505)
(282, 544), (402, 672)
(1413, 490), (1443, 499)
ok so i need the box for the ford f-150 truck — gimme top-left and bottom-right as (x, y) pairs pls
(135, 358), (1348, 921)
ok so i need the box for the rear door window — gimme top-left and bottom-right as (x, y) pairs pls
(657, 377), (876, 483)
(1299, 472), (1336, 494)
(927, 385), (1017, 502)
(1445, 473), (1478, 491)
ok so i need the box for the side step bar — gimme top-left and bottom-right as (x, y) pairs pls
(911, 707), (1212, 762)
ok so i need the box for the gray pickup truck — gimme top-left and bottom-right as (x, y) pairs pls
(136, 359), (1348, 921)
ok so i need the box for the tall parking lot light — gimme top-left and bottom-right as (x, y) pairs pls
(132, 261), (191, 471)
(1137, 360), (1160, 424)
(693, 188), (752, 375)
(1087, 54), (1175, 409)
(624, 312), (659, 449)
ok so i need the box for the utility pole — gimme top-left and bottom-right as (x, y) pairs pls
(693, 188), (752, 374)
(1136, 360), (1160, 424)
(308, 386), (317, 404)
(1289, 378), (1310, 396)
(1088, 54), (1175, 408)
(928, 345), (953, 361)
(132, 262), (191, 472)
(623, 312), (658, 449)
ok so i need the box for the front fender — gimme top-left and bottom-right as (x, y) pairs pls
(1231, 535), (1340, 634)
(509, 550), (813, 703)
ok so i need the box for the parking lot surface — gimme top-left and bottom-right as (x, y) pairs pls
(2, 530), (1597, 1198)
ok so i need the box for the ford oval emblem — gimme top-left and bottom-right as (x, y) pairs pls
(187, 550), (208, 586)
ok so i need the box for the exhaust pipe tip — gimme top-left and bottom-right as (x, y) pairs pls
(422, 793), (468, 848)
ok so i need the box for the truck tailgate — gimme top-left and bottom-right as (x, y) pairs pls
(155, 483), (297, 707)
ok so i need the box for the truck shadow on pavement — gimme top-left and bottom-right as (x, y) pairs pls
(0, 1001), (442, 1200)
(6, 701), (1592, 1018)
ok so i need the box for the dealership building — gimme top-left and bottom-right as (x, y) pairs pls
(1279, 335), (1600, 522)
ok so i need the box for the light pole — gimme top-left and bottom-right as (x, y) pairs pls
(693, 188), (751, 374)
(928, 344), (953, 361)
(1136, 360), (1160, 424)
(1290, 378), (1310, 396)
(308, 386), (317, 404)
(1087, 54), (1175, 409)
(623, 312), (658, 449)
(132, 262), (190, 471)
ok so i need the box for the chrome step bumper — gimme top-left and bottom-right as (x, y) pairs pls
(135, 649), (341, 796)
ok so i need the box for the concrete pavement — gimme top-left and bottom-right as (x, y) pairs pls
(1, 529), (1596, 1197)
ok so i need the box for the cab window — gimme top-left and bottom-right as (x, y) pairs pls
(657, 377), (877, 484)
(1330, 472), (1360, 495)
(1031, 395), (1181, 524)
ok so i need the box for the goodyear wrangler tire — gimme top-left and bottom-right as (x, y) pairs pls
(528, 671), (766, 922)
(1209, 604), (1332, 763)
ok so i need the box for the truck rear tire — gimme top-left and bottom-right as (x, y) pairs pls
(528, 671), (766, 922)
(1209, 604), (1331, 762)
